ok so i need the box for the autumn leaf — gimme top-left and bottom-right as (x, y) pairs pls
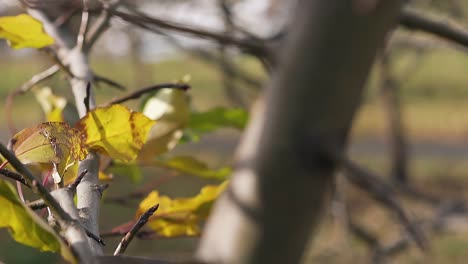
(77, 104), (155, 161)
(137, 181), (228, 237)
(0, 180), (76, 263)
(155, 156), (231, 180)
(33, 86), (79, 124)
(10, 122), (88, 183)
(139, 89), (190, 160)
(184, 107), (248, 142)
(62, 163), (113, 186)
(0, 14), (54, 49)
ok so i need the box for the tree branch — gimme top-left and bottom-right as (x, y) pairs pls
(0, 168), (29, 187)
(107, 83), (190, 105)
(0, 144), (93, 263)
(196, 1), (402, 263)
(106, 8), (271, 60)
(113, 204), (159, 255)
(400, 8), (468, 49)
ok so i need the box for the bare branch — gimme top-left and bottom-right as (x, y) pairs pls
(106, 8), (271, 60)
(67, 169), (88, 193)
(400, 8), (468, 49)
(27, 198), (46, 210)
(341, 158), (427, 251)
(94, 74), (127, 90)
(0, 168), (29, 187)
(77, 0), (90, 51)
(107, 83), (190, 105)
(5, 64), (60, 134)
(85, 0), (122, 52)
(113, 204), (159, 255)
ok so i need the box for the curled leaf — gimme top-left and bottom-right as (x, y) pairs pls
(137, 181), (228, 237)
(0, 14), (54, 49)
(0, 180), (75, 263)
(76, 104), (155, 161)
(10, 122), (88, 183)
(139, 88), (190, 160)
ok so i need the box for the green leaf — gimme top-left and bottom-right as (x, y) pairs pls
(156, 156), (230, 180)
(137, 181), (228, 237)
(108, 162), (143, 183)
(186, 107), (248, 141)
(0, 14), (54, 49)
(0, 180), (75, 263)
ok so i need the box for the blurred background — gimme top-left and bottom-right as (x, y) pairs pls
(2, 0), (468, 263)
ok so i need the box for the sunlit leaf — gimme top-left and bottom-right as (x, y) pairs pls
(156, 156), (230, 180)
(139, 89), (190, 160)
(33, 86), (79, 124)
(62, 163), (113, 186)
(0, 14), (54, 49)
(10, 122), (88, 183)
(185, 107), (248, 141)
(76, 104), (155, 161)
(0, 180), (76, 263)
(137, 181), (228, 237)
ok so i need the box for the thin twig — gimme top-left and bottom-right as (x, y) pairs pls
(67, 169), (88, 193)
(97, 183), (110, 198)
(0, 144), (72, 223)
(0, 168), (29, 187)
(113, 204), (159, 255)
(341, 158), (427, 251)
(400, 8), (468, 49)
(77, 0), (90, 51)
(85, 0), (122, 52)
(84, 82), (92, 113)
(106, 9), (270, 60)
(5, 64), (60, 134)
(27, 199), (47, 210)
(94, 74), (127, 90)
(85, 228), (106, 246)
(107, 83), (190, 105)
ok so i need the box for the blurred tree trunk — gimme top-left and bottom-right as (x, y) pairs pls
(380, 55), (409, 184)
(196, 1), (402, 263)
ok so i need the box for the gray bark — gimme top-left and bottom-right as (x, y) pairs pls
(196, 1), (402, 263)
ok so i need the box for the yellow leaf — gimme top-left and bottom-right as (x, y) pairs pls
(0, 14), (54, 49)
(33, 86), (79, 124)
(62, 163), (113, 186)
(0, 180), (76, 263)
(155, 156), (231, 180)
(10, 122), (88, 183)
(139, 89), (190, 160)
(137, 181), (228, 237)
(77, 104), (155, 161)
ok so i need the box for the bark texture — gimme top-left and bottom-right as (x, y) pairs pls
(196, 1), (402, 263)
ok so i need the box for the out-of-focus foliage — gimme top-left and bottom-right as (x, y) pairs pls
(0, 14), (54, 49)
(185, 107), (248, 141)
(0, 180), (75, 263)
(139, 89), (190, 160)
(156, 155), (231, 180)
(137, 181), (228, 237)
